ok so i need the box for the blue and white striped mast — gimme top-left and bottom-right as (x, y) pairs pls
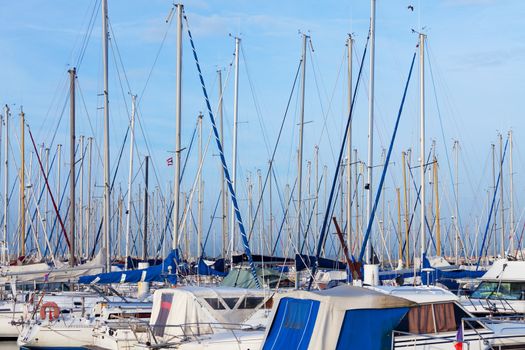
(183, 10), (260, 287)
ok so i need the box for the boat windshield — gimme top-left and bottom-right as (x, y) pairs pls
(471, 281), (525, 300)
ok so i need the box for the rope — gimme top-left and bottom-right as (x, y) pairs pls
(358, 51), (416, 263)
(307, 34), (370, 290)
(183, 12), (260, 288)
(476, 138), (509, 269)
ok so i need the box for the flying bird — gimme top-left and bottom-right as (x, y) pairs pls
(408, 5), (414, 11)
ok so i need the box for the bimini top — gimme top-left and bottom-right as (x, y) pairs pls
(481, 259), (525, 282)
(262, 285), (415, 350)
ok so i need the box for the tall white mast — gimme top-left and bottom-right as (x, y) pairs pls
(3, 105), (8, 263)
(173, 4), (183, 253)
(20, 108), (26, 257)
(79, 135), (84, 258)
(454, 140), (459, 264)
(102, 0), (111, 272)
(509, 130), (514, 254)
(44, 147), (49, 256)
(419, 33), (426, 262)
(198, 113), (203, 259)
(124, 95), (136, 269)
(69, 67), (76, 266)
(230, 36), (240, 260)
(346, 35), (353, 257)
(365, 0), (376, 263)
(218, 69), (228, 259)
(499, 133), (504, 256)
(86, 137), (93, 257)
(296, 33), (307, 288)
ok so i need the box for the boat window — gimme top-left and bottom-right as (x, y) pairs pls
(471, 281), (525, 300)
(204, 298), (226, 310)
(223, 298), (239, 309)
(396, 303), (456, 334)
(74, 301), (82, 306)
(264, 297), (274, 309)
(238, 296), (264, 309)
(109, 312), (151, 319)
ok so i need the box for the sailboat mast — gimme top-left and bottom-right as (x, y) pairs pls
(499, 133), (504, 256)
(69, 67), (76, 266)
(454, 140), (459, 264)
(20, 108), (25, 257)
(491, 143), (496, 258)
(419, 33), (426, 262)
(230, 36), (240, 260)
(143, 156), (149, 260)
(173, 3), (183, 253)
(365, 0), (376, 263)
(217, 69), (228, 259)
(102, 0), (111, 272)
(198, 114), (203, 259)
(346, 35), (353, 259)
(402, 151), (409, 265)
(79, 135), (84, 258)
(434, 155), (441, 256)
(86, 137), (93, 257)
(296, 33), (307, 288)
(269, 159), (273, 255)
(125, 95), (136, 269)
(3, 105), (8, 263)
(509, 130), (514, 254)
(396, 188), (402, 263)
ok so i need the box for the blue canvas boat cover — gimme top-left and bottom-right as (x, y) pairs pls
(198, 258), (227, 277)
(263, 297), (320, 350)
(421, 254), (485, 286)
(79, 250), (178, 284)
(295, 254), (347, 271)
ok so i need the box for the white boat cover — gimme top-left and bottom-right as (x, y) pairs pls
(369, 285), (459, 304)
(481, 259), (525, 282)
(0, 251), (104, 285)
(150, 286), (271, 340)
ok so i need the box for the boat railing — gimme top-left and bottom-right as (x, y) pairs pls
(392, 315), (525, 349)
(129, 320), (261, 347)
(391, 330), (463, 349)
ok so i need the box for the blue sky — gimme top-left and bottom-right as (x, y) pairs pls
(1, 0), (524, 258)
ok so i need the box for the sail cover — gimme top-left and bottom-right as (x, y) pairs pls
(79, 250), (177, 284)
(295, 254), (347, 271)
(198, 258), (227, 277)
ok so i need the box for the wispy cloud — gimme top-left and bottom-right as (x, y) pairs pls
(453, 46), (525, 69)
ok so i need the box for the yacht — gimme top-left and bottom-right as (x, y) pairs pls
(461, 259), (525, 315)
(18, 300), (152, 349)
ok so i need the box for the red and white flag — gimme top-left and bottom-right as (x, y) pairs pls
(166, 157), (173, 166)
(454, 325), (464, 350)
